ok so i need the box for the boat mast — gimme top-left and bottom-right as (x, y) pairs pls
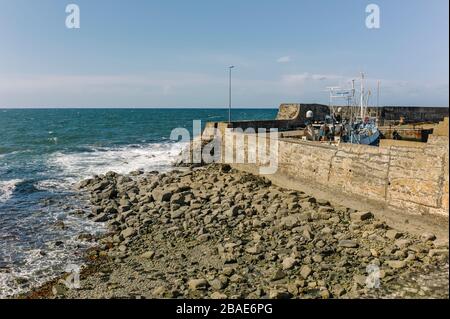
(360, 72), (365, 119)
(377, 80), (380, 108)
(351, 79), (356, 120)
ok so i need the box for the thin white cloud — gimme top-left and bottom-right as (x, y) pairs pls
(281, 73), (346, 86)
(0, 73), (223, 94)
(276, 56), (291, 63)
(0, 72), (447, 107)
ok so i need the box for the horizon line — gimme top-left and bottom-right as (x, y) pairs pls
(0, 106), (279, 110)
(1, 105), (449, 110)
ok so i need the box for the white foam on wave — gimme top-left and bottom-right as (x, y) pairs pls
(0, 210), (106, 298)
(0, 179), (23, 203)
(0, 142), (186, 297)
(44, 142), (186, 189)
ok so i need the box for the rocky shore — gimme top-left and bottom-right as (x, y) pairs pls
(22, 164), (449, 299)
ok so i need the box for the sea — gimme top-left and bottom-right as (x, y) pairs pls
(0, 108), (277, 297)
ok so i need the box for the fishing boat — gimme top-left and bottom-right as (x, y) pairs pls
(325, 73), (380, 146)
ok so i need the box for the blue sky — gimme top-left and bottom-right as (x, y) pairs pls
(0, 0), (448, 107)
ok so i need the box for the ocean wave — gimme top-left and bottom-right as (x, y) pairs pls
(44, 142), (186, 189)
(0, 205), (105, 298)
(0, 179), (23, 203)
(0, 141), (186, 297)
(35, 179), (66, 192)
(0, 149), (32, 158)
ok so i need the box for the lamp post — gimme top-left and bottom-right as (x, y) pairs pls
(228, 66), (235, 124)
(377, 80), (381, 108)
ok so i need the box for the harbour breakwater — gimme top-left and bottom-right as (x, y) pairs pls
(195, 108), (449, 219)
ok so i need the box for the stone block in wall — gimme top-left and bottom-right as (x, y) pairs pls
(379, 140), (426, 148)
(389, 153), (443, 181)
(389, 146), (425, 158)
(442, 178), (449, 212)
(388, 178), (441, 207)
(329, 143), (390, 201)
(424, 137), (448, 212)
(388, 143), (443, 208)
(425, 135), (449, 145)
(222, 131), (277, 170)
(441, 146), (449, 211)
(432, 117), (449, 136)
(278, 141), (336, 186)
(331, 155), (389, 180)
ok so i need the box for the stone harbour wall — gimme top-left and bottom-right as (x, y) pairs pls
(218, 130), (449, 218)
(275, 104), (449, 126)
(207, 105), (449, 135)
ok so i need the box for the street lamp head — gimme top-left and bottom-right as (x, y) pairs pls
(229, 65), (235, 69)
